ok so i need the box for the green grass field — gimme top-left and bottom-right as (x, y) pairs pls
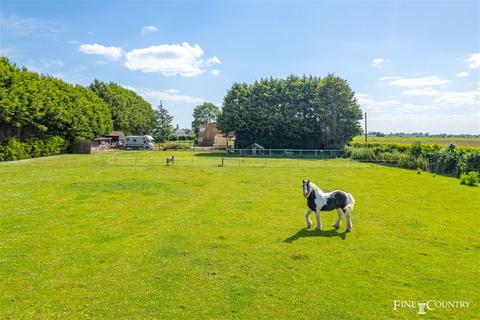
(1, 151), (479, 319)
(352, 135), (480, 147)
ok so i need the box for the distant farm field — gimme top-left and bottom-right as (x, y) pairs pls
(353, 136), (480, 147)
(1, 151), (479, 319)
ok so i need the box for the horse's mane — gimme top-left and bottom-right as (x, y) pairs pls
(309, 181), (323, 194)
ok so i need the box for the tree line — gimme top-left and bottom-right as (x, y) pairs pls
(0, 57), (174, 160)
(1, 56), (364, 160)
(217, 75), (363, 149)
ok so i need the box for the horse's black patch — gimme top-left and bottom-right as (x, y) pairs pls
(320, 191), (348, 211)
(307, 191), (317, 211)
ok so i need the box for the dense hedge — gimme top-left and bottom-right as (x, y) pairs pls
(345, 142), (480, 177)
(0, 136), (67, 161)
(1, 57), (115, 161)
(0, 57), (113, 143)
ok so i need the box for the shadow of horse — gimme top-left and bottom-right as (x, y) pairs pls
(284, 227), (348, 243)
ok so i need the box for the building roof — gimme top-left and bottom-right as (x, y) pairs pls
(245, 143), (265, 150)
(106, 131), (126, 137)
(176, 130), (187, 136)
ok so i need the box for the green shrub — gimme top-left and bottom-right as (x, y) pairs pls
(0, 139), (30, 161)
(0, 136), (67, 161)
(460, 151), (480, 175)
(398, 155), (418, 169)
(416, 156), (429, 171)
(345, 147), (376, 160)
(460, 171), (479, 187)
(436, 144), (460, 176)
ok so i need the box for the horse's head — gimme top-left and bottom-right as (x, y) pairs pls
(302, 179), (311, 197)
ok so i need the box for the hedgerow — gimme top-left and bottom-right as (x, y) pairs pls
(0, 136), (67, 161)
(345, 142), (480, 178)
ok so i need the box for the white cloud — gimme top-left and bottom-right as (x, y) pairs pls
(211, 69), (220, 76)
(466, 53), (480, 69)
(355, 93), (401, 111)
(79, 43), (123, 60)
(434, 91), (480, 106)
(371, 58), (391, 68)
(141, 25), (158, 35)
(397, 103), (437, 112)
(119, 85), (203, 104)
(124, 42), (218, 76)
(141, 89), (204, 104)
(402, 88), (440, 97)
(356, 93), (437, 113)
(378, 76), (403, 81)
(121, 85), (137, 92)
(0, 14), (64, 37)
(385, 75), (450, 88)
(206, 56), (221, 66)
(22, 58), (65, 74)
(456, 72), (469, 78)
(369, 113), (479, 134)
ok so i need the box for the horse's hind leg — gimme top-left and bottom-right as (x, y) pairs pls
(315, 210), (322, 231)
(333, 209), (342, 229)
(344, 208), (352, 232)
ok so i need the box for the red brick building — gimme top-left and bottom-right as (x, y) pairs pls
(198, 122), (220, 146)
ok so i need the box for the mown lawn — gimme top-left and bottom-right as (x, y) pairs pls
(1, 151), (479, 319)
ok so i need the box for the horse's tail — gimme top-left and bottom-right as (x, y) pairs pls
(346, 193), (355, 211)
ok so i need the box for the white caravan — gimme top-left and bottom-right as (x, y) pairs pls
(125, 135), (155, 150)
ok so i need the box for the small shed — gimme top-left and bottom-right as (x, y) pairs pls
(214, 132), (236, 149)
(245, 143), (265, 156)
(245, 143), (265, 150)
(105, 131), (126, 145)
(72, 138), (112, 154)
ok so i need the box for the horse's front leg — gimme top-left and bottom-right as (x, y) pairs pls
(333, 208), (342, 229)
(305, 209), (312, 228)
(345, 208), (352, 232)
(315, 210), (322, 231)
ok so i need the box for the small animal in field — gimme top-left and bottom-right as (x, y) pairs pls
(302, 179), (355, 232)
(166, 155), (175, 165)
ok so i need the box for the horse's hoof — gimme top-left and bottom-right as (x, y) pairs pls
(333, 225), (340, 229)
(306, 224), (311, 229)
(315, 227), (322, 231)
(346, 229), (351, 232)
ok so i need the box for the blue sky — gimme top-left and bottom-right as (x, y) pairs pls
(1, 1), (479, 133)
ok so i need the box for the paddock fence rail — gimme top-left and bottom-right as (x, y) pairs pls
(103, 150), (406, 169)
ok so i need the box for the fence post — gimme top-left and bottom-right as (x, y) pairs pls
(221, 157), (224, 167)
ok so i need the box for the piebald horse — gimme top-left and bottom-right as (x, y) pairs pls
(302, 180), (355, 232)
(166, 155), (175, 166)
